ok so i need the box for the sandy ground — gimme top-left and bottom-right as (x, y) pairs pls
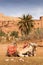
(0, 57), (43, 65)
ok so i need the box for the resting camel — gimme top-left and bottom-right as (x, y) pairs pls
(17, 43), (38, 57)
(7, 42), (39, 57)
(7, 41), (43, 57)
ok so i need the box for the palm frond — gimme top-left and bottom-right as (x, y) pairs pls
(19, 25), (22, 29)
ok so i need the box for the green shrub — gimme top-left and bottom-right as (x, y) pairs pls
(10, 31), (18, 38)
(0, 30), (6, 36)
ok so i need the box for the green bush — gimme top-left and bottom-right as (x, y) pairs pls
(10, 31), (18, 38)
(0, 30), (6, 36)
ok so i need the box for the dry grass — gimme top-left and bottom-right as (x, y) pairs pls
(0, 57), (43, 65)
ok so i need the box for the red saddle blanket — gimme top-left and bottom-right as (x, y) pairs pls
(7, 45), (17, 55)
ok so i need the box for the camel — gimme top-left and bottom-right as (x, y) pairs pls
(17, 43), (37, 57)
(7, 42), (43, 57)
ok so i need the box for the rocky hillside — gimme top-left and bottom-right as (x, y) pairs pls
(0, 13), (21, 35)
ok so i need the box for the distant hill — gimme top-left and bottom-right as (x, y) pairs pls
(0, 13), (21, 36)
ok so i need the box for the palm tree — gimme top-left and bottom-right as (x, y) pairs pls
(17, 14), (34, 38)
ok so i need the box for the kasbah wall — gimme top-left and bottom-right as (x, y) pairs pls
(0, 13), (43, 36)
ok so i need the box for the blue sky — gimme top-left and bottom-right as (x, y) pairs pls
(0, 0), (43, 19)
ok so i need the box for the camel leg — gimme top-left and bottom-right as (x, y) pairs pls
(18, 53), (25, 57)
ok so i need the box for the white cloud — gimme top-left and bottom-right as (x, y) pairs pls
(29, 7), (43, 19)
